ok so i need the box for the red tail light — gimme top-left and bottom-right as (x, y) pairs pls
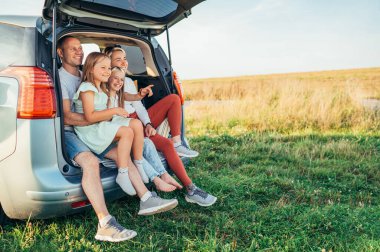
(173, 71), (185, 105)
(1, 67), (56, 119)
(71, 200), (91, 209)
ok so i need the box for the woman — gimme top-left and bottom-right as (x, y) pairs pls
(105, 46), (217, 207)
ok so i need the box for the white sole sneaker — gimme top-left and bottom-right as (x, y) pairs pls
(176, 152), (199, 158)
(185, 195), (217, 207)
(138, 199), (178, 216)
(175, 145), (199, 158)
(95, 231), (137, 242)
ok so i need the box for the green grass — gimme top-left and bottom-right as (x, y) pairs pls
(1, 132), (379, 251)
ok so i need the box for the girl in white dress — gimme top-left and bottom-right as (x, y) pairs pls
(73, 52), (178, 215)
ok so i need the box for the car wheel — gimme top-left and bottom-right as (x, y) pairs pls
(0, 204), (7, 226)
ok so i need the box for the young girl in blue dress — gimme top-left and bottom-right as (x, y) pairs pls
(72, 52), (178, 215)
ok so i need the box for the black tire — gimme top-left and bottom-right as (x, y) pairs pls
(0, 204), (7, 226)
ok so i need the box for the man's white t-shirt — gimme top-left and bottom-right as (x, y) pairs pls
(58, 67), (82, 130)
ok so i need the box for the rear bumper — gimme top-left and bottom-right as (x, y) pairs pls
(26, 172), (118, 202)
(0, 133), (125, 220)
(22, 178), (125, 220)
(0, 165), (125, 220)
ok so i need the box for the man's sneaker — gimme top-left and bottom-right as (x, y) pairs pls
(138, 194), (178, 215)
(175, 145), (199, 158)
(95, 216), (137, 242)
(185, 186), (217, 207)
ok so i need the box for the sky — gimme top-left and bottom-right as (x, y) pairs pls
(1, 0), (380, 79)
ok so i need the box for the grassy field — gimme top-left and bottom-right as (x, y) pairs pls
(0, 133), (379, 251)
(1, 68), (379, 251)
(183, 68), (380, 136)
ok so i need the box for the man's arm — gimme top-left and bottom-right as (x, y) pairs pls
(63, 99), (92, 126)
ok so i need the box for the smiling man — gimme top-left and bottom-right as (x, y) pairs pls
(57, 36), (137, 242)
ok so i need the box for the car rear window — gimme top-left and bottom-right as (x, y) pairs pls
(81, 0), (178, 18)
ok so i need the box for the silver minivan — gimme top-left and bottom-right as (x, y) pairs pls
(0, 0), (202, 225)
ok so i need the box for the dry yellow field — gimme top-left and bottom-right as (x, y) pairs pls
(182, 68), (380, 135)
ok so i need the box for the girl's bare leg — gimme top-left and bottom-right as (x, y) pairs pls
(129, 119), (144, 160)
(114, 126), (136, 195)
(128, 119), (149, 182)
(127, 161), (149, 198)
(114, 126), (134, 168)
(104, 141), (149, 198)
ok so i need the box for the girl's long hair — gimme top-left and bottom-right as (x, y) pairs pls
(82, 52), (110, 88)
(107, 67), (125, 108)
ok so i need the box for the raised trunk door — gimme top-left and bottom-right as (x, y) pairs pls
(43, 0), (205, 35)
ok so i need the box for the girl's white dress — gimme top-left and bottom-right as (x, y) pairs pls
(72, 82), (130, 154)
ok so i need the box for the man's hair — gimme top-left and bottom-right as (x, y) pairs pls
(57, 35), (76, 50)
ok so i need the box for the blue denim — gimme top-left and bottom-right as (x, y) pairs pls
(142, 138), (167, 181)
(94, 142), (117, 160)
(64, 130), (91, 162)
(65, 130), (116, 164)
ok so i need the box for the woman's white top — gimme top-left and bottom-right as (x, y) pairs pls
(123, 77), (151, 126)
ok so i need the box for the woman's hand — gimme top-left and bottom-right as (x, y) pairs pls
(145, 123), (156, 137)
(112, 107), (129, 118)
(139, 84), (154, 98)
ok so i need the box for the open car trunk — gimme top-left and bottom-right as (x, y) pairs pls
(41, 0), (203, 176)
(55, 30), (188, 177)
